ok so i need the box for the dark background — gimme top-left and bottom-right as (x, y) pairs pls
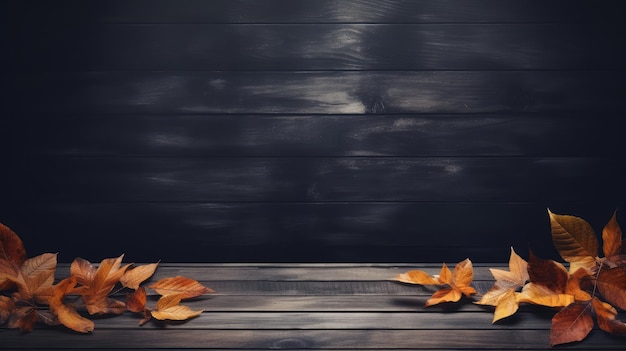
(1, 0), (625, 263)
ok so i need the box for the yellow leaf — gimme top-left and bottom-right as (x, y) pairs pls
(393, 270), (439, 285)
(450, 258), (477, 297)
(151, 293), (203, 321)
(548, 209), (598, 273)
(148, 276), (214, 299)
(489, 247), (529, 288)
(425, 287), (461, 306)
(120, 262), (159, 290)
(492, 288), (519, 323)
(517, 283), (574, 307)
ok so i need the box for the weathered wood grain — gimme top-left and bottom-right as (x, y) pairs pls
(14, 24), (624, 71)
(15, 113), (625, 157)
(16, 71), (625, 114)
(16, 157), (625, 202)
(8, 0), (625, 24)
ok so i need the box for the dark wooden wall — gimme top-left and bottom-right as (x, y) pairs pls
(2, 0), (625, 263)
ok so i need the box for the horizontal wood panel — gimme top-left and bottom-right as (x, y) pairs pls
(1, 329), (620, 349)
(15, 157), (625, 202)
(6, 202), (618, 263)
(14, 113), (625, 157)
(15, 71), (626, 114)
(14, 24), (624, 71)
(7, 0), (625, 24)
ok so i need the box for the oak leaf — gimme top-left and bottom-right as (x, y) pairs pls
(0, 223), (27, 290)
(150, 293), (203, 321)
(548, 209), (598, 273)
(477, 247), (529, 322)
(49, 277), (94, 333)
(120, 262), (159, 290)
(148, 276), (214, 298)
(70, 255), (131, 315)
(393, 258), (477, 306)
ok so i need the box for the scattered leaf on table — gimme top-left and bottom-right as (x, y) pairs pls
(120, 262), (159, 290)
(126, 286), (147, 313)
(149, 276), (214, 299)
(151, 293), (203, 321)
(550, 301), (594, 346)
(49, 277), (94, 333)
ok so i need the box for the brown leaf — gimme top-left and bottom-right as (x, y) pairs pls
(566, 268), (592, 302)
(151, 293), (203, 321)
(593, 297), (626, 334)
(527, 250), (569, 293)
(120, 262), (159, 290)
(9, 306), (38, 333)
(596, 267), (626, 310)
(49, 277), (95, 333)
(0, 295), (15, 325)
(550, 301), (594, 346)
(548, 209), (598, 273)
(603, 210), (623, 260)
(126, 286), (147, 313)
(148, 276), (214, 299)
(0, 223), (27, 290)
(71, 255), (131, 315)
(10, 253), (57, 305)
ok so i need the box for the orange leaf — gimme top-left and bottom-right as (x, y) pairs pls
(425, 287), (461, 306)
(126, 286), (147, 313)
(71, 255), (131, 315)
(151, 293), (203, 321)
(8, 306), (38, 333)
(148, 276), (214, 299)
(550, 301), (594, 346)
(0, 295), (15, 325)
(120, 262), (159, 290)
(12, 253), (57, 305)
(49, 277), (94, 333)
(566, 268), (592, 302)
(596, 267), (626, 310)
(489, 247), (529, 288)
(592, 297), (626, 335)
(548, 209), (598, 273)
(0, 223), (27, 290)
(527, 250), (568, 293)
(517, 283), (574, 308)
(603, 210), (623, 260)
(393, 270), (439, 285)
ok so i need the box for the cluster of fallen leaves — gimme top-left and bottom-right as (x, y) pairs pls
(0, 223), (213, 333)
(393, 209), (626, 346)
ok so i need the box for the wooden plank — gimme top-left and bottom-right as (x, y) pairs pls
(8, 201), (615, 263)
(16, 157), (626, 203)
(1, 329), (622, 349)
(14, 24), (624, 71)
(17, 71), (626, 114)
(16, 113), (626, 158)
(8, 0), (625, 24)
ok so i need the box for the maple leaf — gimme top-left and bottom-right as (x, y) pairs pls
(49, 277), (94, 333)
(120, 262), (159, 290)
(70, 255), (131, 315)
(548, 209), (598, 273)
(477, 247), (529, 322)
(393, 258), (477, 306)
(0, 223), (27, 290)
(4, 253), (58, 305)
(150, 293), (203, 321)
(148, 276), (214, 299)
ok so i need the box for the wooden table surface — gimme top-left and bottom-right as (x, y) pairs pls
(2, 263), (625, 350)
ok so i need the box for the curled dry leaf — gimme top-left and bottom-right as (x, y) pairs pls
(148, 276), (214, 299)
(120, 262), (159, 290)
(49, 277), (94, 333)
(0, 223), (27, 290)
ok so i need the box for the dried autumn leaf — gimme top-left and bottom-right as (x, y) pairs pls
(592, 297), (626, 335)
(11, 253), (57, 305)
(120, 262), (159, 290)
(0, 295), (15, 325)
(393, 269), (439, 285)
(151, 293), (203, 321)
(148, 276), (214, 299)
(477, 247), (528, 322)
(126, 286), (147, 313)
(517, 283), (574, 308)
(527, 250), (569, 294)
(70, 255), (131, 315)
(566, 267), (592, 302)
(9, 306), (38, 333)
(49, 277), (94, 333)
(548, 209), (598, 273)
(603, 210), (623, 262)
(0, 223), (27, 290)
(550, 301), (594, 346)
(596, 267), (626, 310)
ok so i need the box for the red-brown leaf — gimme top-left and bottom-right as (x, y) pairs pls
(0, 295), (15, 325)
(603, 210), (623, 260)
(550, 302), (594, 346)
(0, 223), (27, 290)
(148, 276), (214, 299)
(126, 286), (147, 313)
(596, 267), (626, 310)
(593, 297), (626, 335)
(527, 250), (569, 293)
